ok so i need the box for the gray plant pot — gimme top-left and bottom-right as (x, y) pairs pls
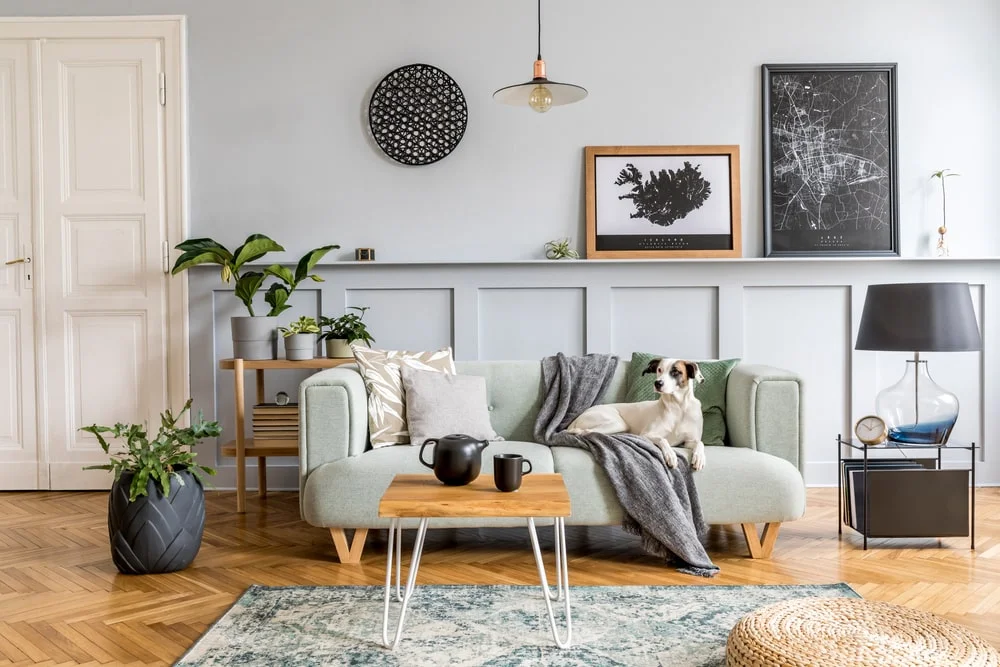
(284, 333), (317, 361)
(325, 338), (354, 359)
(108, 467), (205, 574)
(231, 316), (277, 360)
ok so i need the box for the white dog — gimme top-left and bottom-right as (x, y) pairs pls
(566, 358), (706, 470)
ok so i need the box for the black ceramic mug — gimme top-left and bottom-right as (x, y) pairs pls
(494, 454), (532, 492)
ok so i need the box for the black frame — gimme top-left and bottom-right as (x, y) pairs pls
(762, 63), (899, 257)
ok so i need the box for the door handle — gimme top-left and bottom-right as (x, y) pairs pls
(5, 257), (28, 265)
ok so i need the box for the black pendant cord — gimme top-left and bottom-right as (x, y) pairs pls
(536, 0), (542, 60)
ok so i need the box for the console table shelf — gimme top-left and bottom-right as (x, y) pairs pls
(219, 357), (355, 512)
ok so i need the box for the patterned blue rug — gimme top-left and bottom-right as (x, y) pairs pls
(176, 583), (858, 666)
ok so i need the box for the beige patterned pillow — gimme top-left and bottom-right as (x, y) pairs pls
(351, 345), (456, 448)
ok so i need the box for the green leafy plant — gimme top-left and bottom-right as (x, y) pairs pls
(279, 315), (321, 338)
(170, 235), (284, 316)
(263, 245), (340, 317)
(319, 306), (375, 345)
(81, 400), (221, 503)
(544, 238), (580, 260)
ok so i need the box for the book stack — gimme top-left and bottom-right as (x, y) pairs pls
(842, 459), (924, 532)
(252, 403), (299, 444)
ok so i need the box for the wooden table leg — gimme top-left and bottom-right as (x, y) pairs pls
(255, 369), (266, 498)
(234, 358), (246, 513)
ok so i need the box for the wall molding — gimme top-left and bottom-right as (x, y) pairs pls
(186, 258), (1000, 491)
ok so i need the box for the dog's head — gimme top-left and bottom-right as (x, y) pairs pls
(642, 358), (703, 396)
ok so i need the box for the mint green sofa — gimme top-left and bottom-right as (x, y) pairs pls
(299, 361), (805, 563)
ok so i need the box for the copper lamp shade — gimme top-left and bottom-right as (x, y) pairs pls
(493, 0), (587, 112)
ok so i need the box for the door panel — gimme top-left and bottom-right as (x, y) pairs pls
(41, 39), (167, 489)
(0, 40), (36, 490)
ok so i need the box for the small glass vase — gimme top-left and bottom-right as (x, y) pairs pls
(876, 360), (958, 445)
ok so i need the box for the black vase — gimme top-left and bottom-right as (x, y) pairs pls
(107, 466), (206, 574)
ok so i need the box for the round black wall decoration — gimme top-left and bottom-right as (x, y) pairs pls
(368, 63), (468, 166)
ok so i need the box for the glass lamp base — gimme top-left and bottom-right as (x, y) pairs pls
(877, 359), (959, 446)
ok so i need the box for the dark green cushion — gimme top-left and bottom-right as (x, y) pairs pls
(624, 353), (740, 446)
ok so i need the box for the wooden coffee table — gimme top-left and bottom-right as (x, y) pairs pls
(378, 473), (573, 650)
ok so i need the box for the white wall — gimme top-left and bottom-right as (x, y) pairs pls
(0, 0), (996, 259)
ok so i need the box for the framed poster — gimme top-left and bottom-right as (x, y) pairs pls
(585, 145), (741, 259)
(763, 63), (899, 257)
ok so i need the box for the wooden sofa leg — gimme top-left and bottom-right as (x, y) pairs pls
(330, 528), (369, 564)
(741, 522), (781, 559)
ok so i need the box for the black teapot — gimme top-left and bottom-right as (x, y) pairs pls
(418, 434), (490, 486)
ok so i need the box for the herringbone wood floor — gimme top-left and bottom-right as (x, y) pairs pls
(0, 488), (997, 665)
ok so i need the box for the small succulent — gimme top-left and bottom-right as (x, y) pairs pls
(279, 316), (321, 338)
(544, 238), (580, 260)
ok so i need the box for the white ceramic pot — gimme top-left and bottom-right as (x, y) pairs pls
(325, 338), (354, 359)
(231, 316), (278, 360)
(284, 333), (317, 361)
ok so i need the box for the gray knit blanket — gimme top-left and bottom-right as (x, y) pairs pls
(534, 353), (718, 577)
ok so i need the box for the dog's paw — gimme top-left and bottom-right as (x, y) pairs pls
(690, 444), (706, 471)
(653, 440), (678, 468)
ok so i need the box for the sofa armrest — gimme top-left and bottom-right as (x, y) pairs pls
(298, 366), (367, 488)
(725, 364), (804, 474)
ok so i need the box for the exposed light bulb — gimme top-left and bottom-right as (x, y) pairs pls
(528, 85), (553, 113)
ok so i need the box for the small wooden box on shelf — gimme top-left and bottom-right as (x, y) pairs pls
(219, 357), (355, 512)
(837, 435), (977, 550)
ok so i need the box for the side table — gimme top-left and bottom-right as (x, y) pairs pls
(378, 473), (573, 650)
(219, 357), (354, 512)
(837, 435), (977, 550)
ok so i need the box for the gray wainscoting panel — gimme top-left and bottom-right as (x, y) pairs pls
(610, 286), (718, 360)
(744, 286), (851, 485)
(345, 288), (454, 352)
(478, 287), (586, 360)
(187, 259), (1000, 490)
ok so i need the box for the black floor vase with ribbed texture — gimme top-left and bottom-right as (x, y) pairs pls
(107, 467), (205, 574)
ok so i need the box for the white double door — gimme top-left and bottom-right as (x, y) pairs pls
(0, 36), (172, 489)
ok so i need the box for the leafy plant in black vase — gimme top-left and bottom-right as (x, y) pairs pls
(81, 400), (221, 574)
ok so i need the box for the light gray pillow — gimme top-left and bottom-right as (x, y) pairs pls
(401, 366), (502, 445)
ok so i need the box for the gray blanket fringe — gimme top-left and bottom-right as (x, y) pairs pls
(534, 353), (719, 577)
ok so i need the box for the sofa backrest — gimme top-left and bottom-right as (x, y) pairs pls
(456, 360), (630, 442)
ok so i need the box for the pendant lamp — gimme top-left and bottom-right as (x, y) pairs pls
(493, 0), (587, 112)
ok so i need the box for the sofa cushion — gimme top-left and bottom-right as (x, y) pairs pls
(401, 367), (502, 445)
(551, 445), (804, 525)
(302, 441), (554, 528)
(352, 345), (455, 448)
(624, 353), (739, 446)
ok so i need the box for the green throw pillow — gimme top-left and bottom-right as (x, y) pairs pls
(624, 353), (740, 447)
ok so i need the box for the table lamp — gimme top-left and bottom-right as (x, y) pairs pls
(855, 282), (982, 444)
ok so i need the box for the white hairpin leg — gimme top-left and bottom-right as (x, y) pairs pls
(382, 517), (429, 649)
(527, 517), (572, 648)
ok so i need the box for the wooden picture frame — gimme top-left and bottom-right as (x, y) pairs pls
(762, 63), (899, 257)
(585, 145), (741, 259)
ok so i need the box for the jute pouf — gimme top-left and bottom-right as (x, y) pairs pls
(727, 597), (1000, 667)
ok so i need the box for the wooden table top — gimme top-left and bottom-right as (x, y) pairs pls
(379, 474), (571, 518)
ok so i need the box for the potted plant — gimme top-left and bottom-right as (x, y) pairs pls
(171, 234), (284, 359)
(280, 316), (321, 360)
(81, 400), (221, 575)
(320, 306), (375, 358)
(262, 244), (339, 318)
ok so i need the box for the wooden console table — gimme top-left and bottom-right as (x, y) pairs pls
(219, 357), (355, 512)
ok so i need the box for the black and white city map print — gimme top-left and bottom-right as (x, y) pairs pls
(765, 65), (898, 255)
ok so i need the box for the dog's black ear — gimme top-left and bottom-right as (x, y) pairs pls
(685, 361), (703, 383)
(642, 358), (662, 376)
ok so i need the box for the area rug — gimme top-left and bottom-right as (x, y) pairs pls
(176, 583), (858, 666)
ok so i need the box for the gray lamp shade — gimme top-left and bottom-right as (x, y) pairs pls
(855, 282), (982, 352)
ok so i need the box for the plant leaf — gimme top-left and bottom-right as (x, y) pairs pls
(234, 272), (265, 315)
(233, 235), (284, 271)
(264, 283), (291, 317)
(263, 264), (295, 286)
(294, 245), (338, 284)
(171, 249), (229, 275)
